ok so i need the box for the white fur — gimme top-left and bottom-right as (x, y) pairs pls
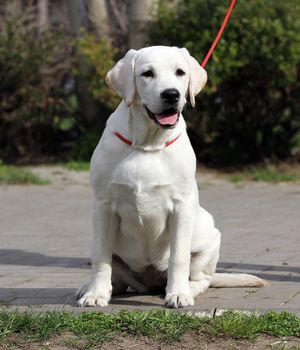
(77, 46), (266, 309)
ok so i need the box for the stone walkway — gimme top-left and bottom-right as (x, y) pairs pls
(0, 167), (299, 315)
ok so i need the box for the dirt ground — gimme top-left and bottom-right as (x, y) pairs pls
(2, 333), (300, 350)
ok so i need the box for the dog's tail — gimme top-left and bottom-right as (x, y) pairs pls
(210, 273), (268, 288)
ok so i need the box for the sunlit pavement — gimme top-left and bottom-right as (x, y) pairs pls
(0, 168), (299, 315)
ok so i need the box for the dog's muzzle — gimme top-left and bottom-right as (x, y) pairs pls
(145, 106), (180, 128)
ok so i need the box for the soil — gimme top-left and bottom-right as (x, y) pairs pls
(1, 333), (299, 350)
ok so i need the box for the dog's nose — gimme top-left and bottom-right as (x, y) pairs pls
(161, 89), (180, 104)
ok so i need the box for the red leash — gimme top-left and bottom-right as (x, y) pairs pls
(201, 0), (236, 68)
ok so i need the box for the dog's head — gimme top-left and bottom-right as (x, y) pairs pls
(106, 46), (207, 128)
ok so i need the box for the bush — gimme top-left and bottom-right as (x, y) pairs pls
(0, 16), (118, 163)
(74, 31), (120, 111)
(0, 16), (76, 162)
(72, 129), (100, 161)
(148, 0), (300, 166)
(72, 33), (119, 161)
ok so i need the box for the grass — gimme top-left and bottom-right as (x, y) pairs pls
(229, 165), (300, 184)
(63, 161), (90, 171)
(0, 309), (299, 348)
(0, 164), (49, 185)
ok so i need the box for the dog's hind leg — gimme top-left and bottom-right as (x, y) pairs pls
(189, 228), (221, 298)
(111, 255), (148, 294)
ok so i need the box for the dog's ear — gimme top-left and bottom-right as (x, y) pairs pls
(180, 48), (207, 107)
(105, 49), (138, 106)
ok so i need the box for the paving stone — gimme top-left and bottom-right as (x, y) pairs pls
(0, 277), (34, 288)
(0, 172), (299, 315)
(197, 297), (287, 311)
(282, 292), (300, 308)
(10, 297), (73, 306)
(245, 283), (300, 300)
(205, 287), (259, 299)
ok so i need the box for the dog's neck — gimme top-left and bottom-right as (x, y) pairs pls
(110, 101), (186, 152)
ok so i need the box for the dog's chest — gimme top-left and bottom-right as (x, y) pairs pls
(109, 152), (178, 238)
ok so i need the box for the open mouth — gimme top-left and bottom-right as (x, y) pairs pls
(145, 106), (180, 128)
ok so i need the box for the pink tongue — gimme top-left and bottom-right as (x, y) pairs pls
(155, 112), (178, 125)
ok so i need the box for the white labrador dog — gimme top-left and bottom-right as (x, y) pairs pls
(77, 46), (266, 308)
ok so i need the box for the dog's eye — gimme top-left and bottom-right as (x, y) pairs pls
(176, 69), (186, 77)
(141, 70), (154, 78)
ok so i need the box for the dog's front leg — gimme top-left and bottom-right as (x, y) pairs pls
(77, 199), (117, 307)
(165, 201), (195, 308)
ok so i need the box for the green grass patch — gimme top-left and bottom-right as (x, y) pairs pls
(0, 310), (299, 348)
(209, 311), (300, 340)
(229, 165), (300, 184)
(0, 164), (49, 185)
(63, 161), (90, 171)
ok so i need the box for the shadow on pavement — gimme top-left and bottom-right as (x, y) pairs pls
(217, 262), (300, 283)
(0, 288), (77, 306)
(0, 288), (163, 307)
(0, 249), (90, 268)
(0, 249), (299, 283)
(217, 261), (300, 273)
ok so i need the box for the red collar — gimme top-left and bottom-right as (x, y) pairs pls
(114, 132), (181, 148)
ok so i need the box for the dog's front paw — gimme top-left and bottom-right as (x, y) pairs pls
(76, 279), (112, 307)
(165, 292), (194, 308)
(77, 293), (109, 307)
